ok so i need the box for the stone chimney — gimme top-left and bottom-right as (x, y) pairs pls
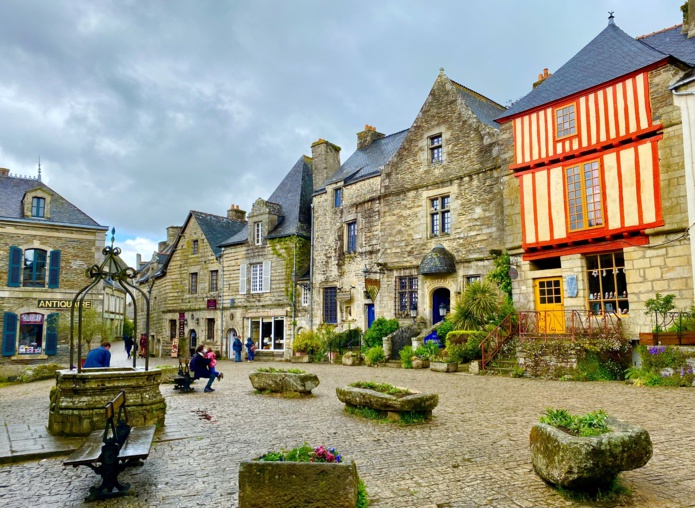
(158, 241), (167, 252)
(136, 253), (142, 269)
(310, 138), (341, 191)
(683, 0), (695, 38)
(533, 68), (552, 88)
(0, 168), (9, 176)
(227, 204), (247, 221)
(166, 226), (182, 246)
(357, 124), (385, 150)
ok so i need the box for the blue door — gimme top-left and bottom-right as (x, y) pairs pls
(366, 304), (375, 329)
(432, 288), (450, 325)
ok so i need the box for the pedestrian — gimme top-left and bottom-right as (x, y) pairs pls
(205, 346), (223, 380)
(245, 337), (255, 362)
(190, 344), (221, 393)
(139, 333), (147, 358)
(84, 341), (111, 368)
(123, 335), (134, 359)
(232, 336), (243, 362)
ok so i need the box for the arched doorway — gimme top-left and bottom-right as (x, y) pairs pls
(432, 287), (450, 325)
(226, 328), (238, 358)
(189, 329), (198, 357)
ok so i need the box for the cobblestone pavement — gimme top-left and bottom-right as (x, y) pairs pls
(1, 347), (694, 507)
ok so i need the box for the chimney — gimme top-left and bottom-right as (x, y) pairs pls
(158, 241), (167, 252)
(227, 204), (247, 221)
(0, 168), (9, 176)
(166, 226), (182, 246)
(310, 138), (341, 191)
(136, 254), (142, 269)
(532, 68), (552, 88)
(683, 0), (695, 38)
(357, 124), (385, 150)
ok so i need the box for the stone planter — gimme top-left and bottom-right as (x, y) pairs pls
(411, 359), (430, 369)
(238, 458), (359, 508)
(249, 371), (319, 394)
(342, 352), (363, 366)
(290, 353), (311, 363)
(336, 385), (438, 421)
(430, 361), (459, 373)
(530, 418), (653, 489)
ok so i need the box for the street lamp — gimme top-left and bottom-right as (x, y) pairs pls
(410, 302), (418, 322)
(439, 302), (448, 318)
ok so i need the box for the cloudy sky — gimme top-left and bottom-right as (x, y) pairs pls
(0, 0), (684, 266)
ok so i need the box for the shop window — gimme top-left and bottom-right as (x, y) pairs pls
(430, 195), (451, 237)
(248, 317), (285, 350)
(429, 134), (443, 163)
(31, 197), (45, 218)
(18, 313), (44, 354)
(323, 287), (338, 324)
(586, 252), (628, 315)
(395, 276), (418, 318)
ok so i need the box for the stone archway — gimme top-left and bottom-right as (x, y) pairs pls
(432, 287), (451, 325)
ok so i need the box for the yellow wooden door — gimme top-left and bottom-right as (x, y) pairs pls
(534, 278), (565, 334)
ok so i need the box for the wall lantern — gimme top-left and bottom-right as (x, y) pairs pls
(410, 302), (418, 321)
(439, 302), (448, 317)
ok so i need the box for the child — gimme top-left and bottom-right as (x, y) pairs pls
(205, 347), (224, 380)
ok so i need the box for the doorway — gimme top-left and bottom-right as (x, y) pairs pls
(366, 304), (375, 329)
(189, 329), (198, 357)
(534, 277), (565, 334)
(432, 288), (450, 325)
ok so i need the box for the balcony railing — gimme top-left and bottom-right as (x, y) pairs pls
(518, 310), (622, 342)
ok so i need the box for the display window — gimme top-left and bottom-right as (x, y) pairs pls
(19, 313), (44, 354)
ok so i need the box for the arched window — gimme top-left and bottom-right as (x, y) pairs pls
(23, 249), (47, 287)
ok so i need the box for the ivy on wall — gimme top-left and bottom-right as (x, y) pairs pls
(487, 251), (512, 299)
(268, 236), (311, 301)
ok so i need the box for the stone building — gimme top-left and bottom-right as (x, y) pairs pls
(0, 167), (108, 365)
(312, 71), (506, 333)
(496, 13), (695, 337)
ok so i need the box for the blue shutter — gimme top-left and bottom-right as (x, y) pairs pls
(2, 312), (18, 356)
(45, 313), (58, 355)
(48, 250), (61, 288)
(8, 246), (22, 287)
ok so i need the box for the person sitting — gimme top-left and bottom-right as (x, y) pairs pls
(83, 341), (111, 368)
(190, 344), (221, 393)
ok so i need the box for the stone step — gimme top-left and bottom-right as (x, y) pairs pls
(383, 360), (402, 368)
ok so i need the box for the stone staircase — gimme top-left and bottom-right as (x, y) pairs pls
(484, 358), (518, 376)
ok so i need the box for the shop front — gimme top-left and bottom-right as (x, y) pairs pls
(247, 316), (285, 351)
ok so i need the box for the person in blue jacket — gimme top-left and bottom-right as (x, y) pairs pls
(245, 337), (255, 362)
(232, 336), (243, 362)
(84, 341), (111, 368)
(190, 344), (220, 392)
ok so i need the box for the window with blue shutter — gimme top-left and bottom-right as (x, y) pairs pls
(2, 312), (18, 356)
(8, 246), (22, 287)
(45, 313), (58, 355)
(48, 250), (61, 288)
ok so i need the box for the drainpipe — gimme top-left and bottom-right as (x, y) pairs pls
(309, 202), (314, 329)
(219, 247), (225, 357)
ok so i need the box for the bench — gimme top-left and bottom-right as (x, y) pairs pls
(173, 357), (198, 392)
(64, 390), (156, 501)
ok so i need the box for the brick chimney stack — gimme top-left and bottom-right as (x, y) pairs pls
(0, 168), (9, 176)
(227, 204), (247, 221)
(357, 124), (385, 150)
(310, 138), (341, 191)
(532, 68), (552, 88)
(166, 226), (182, 246)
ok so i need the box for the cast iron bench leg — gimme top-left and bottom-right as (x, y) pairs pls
(84, 440), (132, 501)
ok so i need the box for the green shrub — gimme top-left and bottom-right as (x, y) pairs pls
(540, 408), (610, 437)
(292, 330), (323, 356)
(413, 346), (429, 360)
(332, 327), (362, 352)
(349, 381), (412, 396)
(436, 320), (454, 342)
(576, 351), (623, 381)
(445, 330), (486, 363)
(357, 479), (369, 508)
(449, 280), (503, 330)
(445, 330), (469, 345)
(364, 346), (385, 366)
(363, 318), (399, 349)
(399, 346), (413, 368)
(639, 345), (686, 371)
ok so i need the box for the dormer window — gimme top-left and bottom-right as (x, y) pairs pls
(254, 222), (263, 245)
(429, 134), (443, 164)
(31, 197), (45, 218)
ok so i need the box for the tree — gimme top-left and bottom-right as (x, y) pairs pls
(123, 318), (134, 338)
(57, 307), (110, 349)
(449, 280), (503, 331)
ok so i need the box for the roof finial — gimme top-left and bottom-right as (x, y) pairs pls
(439, 67), (445, 76)
(37, 156), (42, 182)
(608, 11), (615, 25)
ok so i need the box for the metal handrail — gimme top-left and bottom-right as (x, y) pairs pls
(518, 310), (622, 343)
(479, 313), (515, 372)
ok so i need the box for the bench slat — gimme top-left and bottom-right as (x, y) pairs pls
(64, 430), (104, 466)
(118, 426), (156, 460)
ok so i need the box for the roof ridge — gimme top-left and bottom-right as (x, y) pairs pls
(449, 79), (506, 109)
(637, 23), (683, 39)
(191, 210), (237, 221)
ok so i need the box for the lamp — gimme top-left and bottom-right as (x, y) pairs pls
(439, 302), (448, 317)
(184, 319), (188, 326)
(410, 302), (417, 321)
(195, 318), (200, 325)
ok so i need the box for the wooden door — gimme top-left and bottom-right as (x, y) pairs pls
(534, 278), (565, 334)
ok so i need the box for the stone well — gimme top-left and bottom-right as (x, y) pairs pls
(48, 367), (166, 436)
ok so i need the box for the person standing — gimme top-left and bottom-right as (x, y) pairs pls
(84, 341), (111, 368)
(245, 337), (255, 362)
(139, 334), (147, 358)
(232, 336), (243, 362)
(190, 344), (220, 392)
(123, 335), (134, 359)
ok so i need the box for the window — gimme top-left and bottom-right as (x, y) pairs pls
(23, 249), (47, 287)
(254, 222), (263, 245)
(396, 276), (418, 318)
(251, 263), (263, 293)
(566, 160), (603, 231)
(323, 287), (338, 324)
(18, 313), (44, 354)
(301, 285), (310, 306)
(555, 103), (577, 139)
(192, 239), (199, 254)
(346, 221), (357, 254)
(248, 316), (285, 350)
(334, 188), (343, 207)
(31, 197), (45, 218)
(207, 318), (215, 340)
(429, 134), (443, 163)
(429, 196), (451, 236)
(586, 252), (628, 315)
(465, 275), (482, 285)
(190, 272), (198, 294)
(169, 320), (177, 339)
(210, 270), (218, 292)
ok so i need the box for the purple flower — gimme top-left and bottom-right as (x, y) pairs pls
(648, 346), (666, 355)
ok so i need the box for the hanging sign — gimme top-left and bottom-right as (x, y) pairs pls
(20, 313), (44, 324)
(365, 278), (380, 302)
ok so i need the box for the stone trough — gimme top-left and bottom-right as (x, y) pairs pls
(529, 418), (653, 489)
(249, 371), (319, 394)
(336, 385), (438, 421)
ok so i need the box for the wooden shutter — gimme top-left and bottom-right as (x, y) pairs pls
(262, 261), (271, 292)
(239, 264), (247, 294)
(48, 250), (61, 288)
(45, 313), (59, 355)
(8, 246), (22, 287)
(2, 312), (18, 356)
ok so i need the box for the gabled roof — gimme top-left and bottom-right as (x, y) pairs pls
(451, 81), (506, 128)
(497, 20), (668, 121)
(0, 175), (106, 229)
(639, 24), (695, 67)
(323, 129), (409, 188)
(191, 210), (246, 256)
(266, 156), (313, 239)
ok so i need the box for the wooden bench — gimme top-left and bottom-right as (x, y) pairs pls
(64, 390), (156, 501)
(173, 357), (198, 392)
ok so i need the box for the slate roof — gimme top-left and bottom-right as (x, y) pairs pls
(451, 81), (506, 128)
(639, 24), (695, 67)
(192, 210), (246, 256)
(497, 20), (669, 121)
(323, 129), (409, 188)
(419, 244), (457, 275)
(0, 175), (106, 229)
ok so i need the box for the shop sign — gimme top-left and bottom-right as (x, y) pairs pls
(20, 313), (44, 324)
(37, 299), (92, 309)
(171, 338), (179, 358)
(207, 299), (217, 309)
(179, 312), (185, 338)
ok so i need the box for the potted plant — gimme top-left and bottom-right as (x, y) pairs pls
(336, 381), (438, 422)
(291, 330), (322, 363)
(411, 345), (431, 369)
(430, 349), (459, 373)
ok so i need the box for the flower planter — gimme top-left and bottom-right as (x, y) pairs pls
(336, 385), (438, 421)
(290, 353), (311, 363)
(411, 359), (430, 369)
(529, 418), (652, 489)
(430, 361), (458, 373)
(238, 459), (359, 508)
(249, 371), (319, 394)
(341, 352), (363, 366)
(638, 332), (695, 346)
